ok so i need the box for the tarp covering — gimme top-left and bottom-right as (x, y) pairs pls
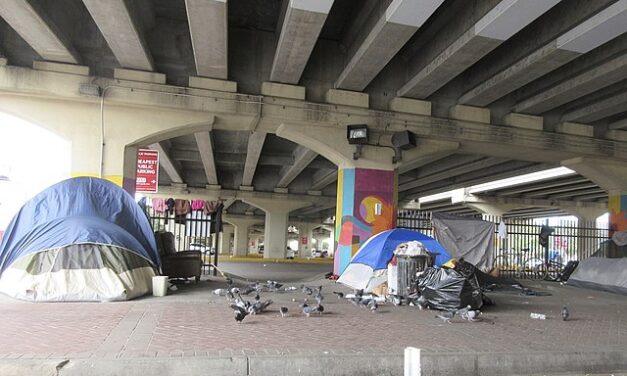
(337, 228), (452, 291)
(0, 177), (159, 274)
(0, 177), (159, 301)
(568, 236), (627, 295)
(432, 213), (494, 270)
(568, 257), (627, 295)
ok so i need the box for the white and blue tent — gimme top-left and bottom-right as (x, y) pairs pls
(0, 177), (160, 302)
(338, 228), (452, 292)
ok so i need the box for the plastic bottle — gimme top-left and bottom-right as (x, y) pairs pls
(530, 312), (546, 320)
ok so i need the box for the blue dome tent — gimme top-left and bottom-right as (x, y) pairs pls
(338, 228), (452, 292)
(0, 177), (159, 302)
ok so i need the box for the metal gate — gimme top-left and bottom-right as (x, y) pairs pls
(397, 210), (609, 279)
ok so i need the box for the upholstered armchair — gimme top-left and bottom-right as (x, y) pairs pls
(155, 231), (202, 282)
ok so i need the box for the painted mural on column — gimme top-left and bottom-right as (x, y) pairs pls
(609, 194), (627, 234)
(334, 168), (397, 275)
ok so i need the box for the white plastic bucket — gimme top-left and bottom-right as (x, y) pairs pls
(152, 276), (169, 297)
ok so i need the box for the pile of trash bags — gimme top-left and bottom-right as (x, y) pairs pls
(416, 259), (484, 311)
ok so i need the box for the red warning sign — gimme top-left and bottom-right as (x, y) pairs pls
(136, 149), (159, 193)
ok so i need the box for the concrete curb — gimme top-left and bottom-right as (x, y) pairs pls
(1, 350), (626, 376)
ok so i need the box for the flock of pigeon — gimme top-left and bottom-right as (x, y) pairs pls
(213, 278), (570, 324)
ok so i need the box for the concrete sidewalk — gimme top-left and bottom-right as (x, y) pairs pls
(0, 274), (626, 375)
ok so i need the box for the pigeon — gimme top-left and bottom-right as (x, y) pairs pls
(230, 303), (249, 323)
(301, 303), (315, 317)
(280, 306), (289, 318)
(213, 288), (228, 296)
(315, 304), (324, 315)
(368, 299), (378, 312)
(390, 295), (402, 306)
(241, 284), (257, 296)
(266, 280), (283, 290)
(249, 299), (273, 315)
(254, 292), (260, 302)
(561, 305), (569, 321)
(435, 311), (455, 323)
(458, 305), (481, 321)
(415, 295), (428, 311)
(284, 286), (298, 292)
(332, 291), (344, 299)
(225, 290), (235, 302)
(301, 284), (314, 295)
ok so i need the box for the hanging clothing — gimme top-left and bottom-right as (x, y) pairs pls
(539, 225), (555, 248)
(174, 199), (191, 224)
(497, 221), (507, 239)
(165, 198), (175, 215)
(204, 200), (220, 216)
(191, 199), (205, 211)
(152, 198), (166, 213)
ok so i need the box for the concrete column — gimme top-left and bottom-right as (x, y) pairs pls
(218, 225), (233, 255)
(264, 209), (290, 259)
(241, 197), (310, 259)
(296, 223), (314, 258)
(334, 168), (397, 275)
(224, 216), (263, 257)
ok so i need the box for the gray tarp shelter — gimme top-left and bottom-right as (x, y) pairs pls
(432, 213), (494, 270)
(568, 234), (627, 295)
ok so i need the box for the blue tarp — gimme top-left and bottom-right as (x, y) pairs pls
(350, 228), (452, 270)
(0, 177), (159, 275)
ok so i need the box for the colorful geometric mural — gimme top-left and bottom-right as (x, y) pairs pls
(333, 168), (397, 275)
(609, 194), (627, 234)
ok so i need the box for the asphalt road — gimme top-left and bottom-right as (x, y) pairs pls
(216, 261), (332, 282)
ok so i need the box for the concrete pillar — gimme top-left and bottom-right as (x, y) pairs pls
(241, 197), (310, 259)
(334, 168), (397, 275)
(264, 209), (290, 259)
(296, 223), (314, 258)
(218, 225), (233, 255)
(224, 217), (263, 257)
(609, 192), (627, 234)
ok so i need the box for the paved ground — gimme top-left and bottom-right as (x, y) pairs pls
(216, 260), (332, 282)
(0, 262), (626, 375)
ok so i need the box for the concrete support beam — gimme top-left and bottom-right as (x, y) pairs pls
(515, 51), (627, 114)
(194, 131), (219, 186)
(503, 113), (543, 131)
(609, 118), (627, 130)
(555, 122), (594, 137)
(398, 0), (560, 98)
(562, 91), (627, 123)
(562, 157), (627, 192)
(388, 97), (431, 116)
(241, 131), (266, 188)
(310, 169), (337, 191)
(188, 76), (237, 93)
(460, 1), (627, 106)
(149, 143), (183, 184)
(325, 89), (368, 108)
(33, 61), (89, 76)
(82, 0), (153, 71)
(0, 0), (80, 64)
(397, 139), (459, 174)
(399, 157), (506, 192)
(113, 68), (165, 84)
(449, 105), (490, 124)
(261, 82), (305, 100)
(185, 0), (228, 79)
(277, 146), (318, 188)
(270, 0), (333, 84)
(462, 193), (606, 212)
(607, 130), (627, 142)
(335, 0), (444, 91)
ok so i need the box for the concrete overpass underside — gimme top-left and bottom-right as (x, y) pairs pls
(0, 0), (626, 259)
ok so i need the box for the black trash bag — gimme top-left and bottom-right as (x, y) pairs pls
(416, 267), (483, 311)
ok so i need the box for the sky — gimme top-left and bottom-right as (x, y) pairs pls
(0, 113), (70, 229)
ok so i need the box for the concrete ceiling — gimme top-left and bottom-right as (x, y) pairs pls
(0, 0), (621, 220)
